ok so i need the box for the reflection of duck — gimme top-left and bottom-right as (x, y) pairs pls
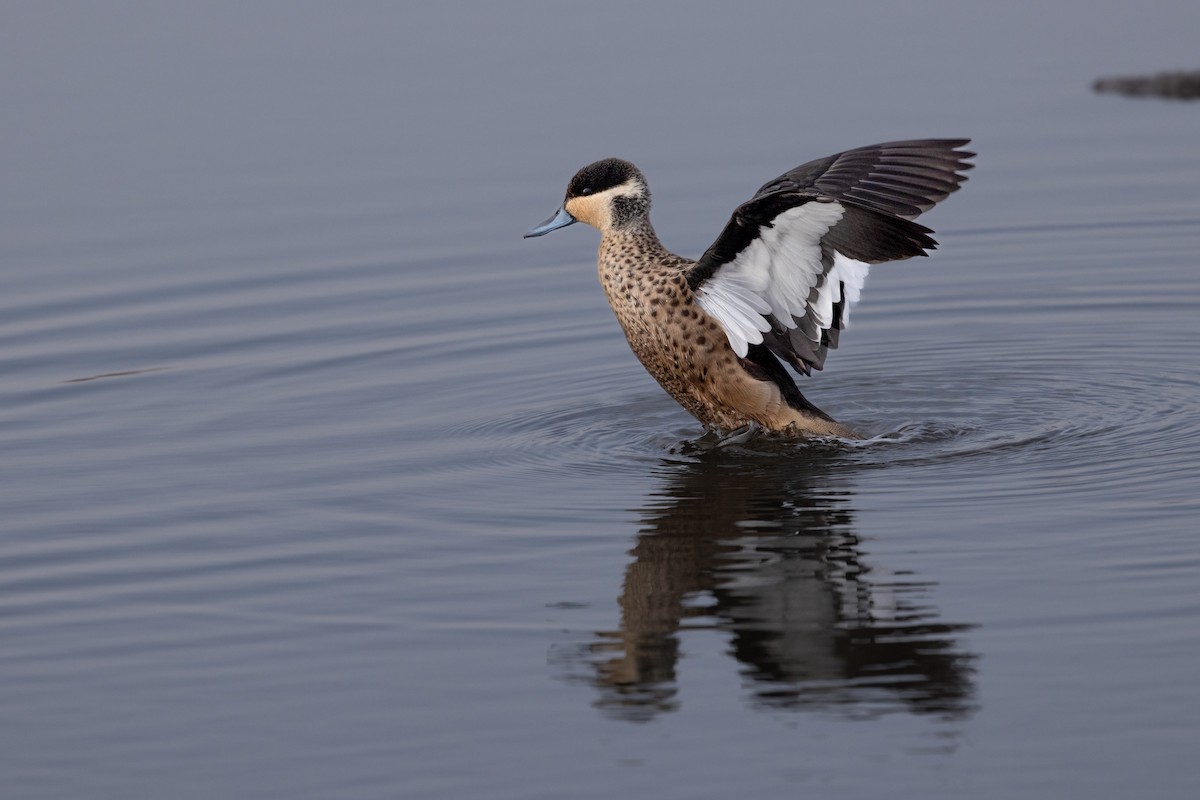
(577, 449), (975, 722)
(526, 141), (973, 435)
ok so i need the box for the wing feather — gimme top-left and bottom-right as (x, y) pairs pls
(688, 139), (973, 373)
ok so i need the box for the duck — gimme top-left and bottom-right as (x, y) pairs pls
(525, 139), (974, 438)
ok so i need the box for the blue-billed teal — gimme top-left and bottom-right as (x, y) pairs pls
(526, 139), (974, 437)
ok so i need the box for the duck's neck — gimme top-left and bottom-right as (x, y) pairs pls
(600, 217), (669, 257)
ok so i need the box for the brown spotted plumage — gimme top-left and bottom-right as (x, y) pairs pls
(589, 222), (847, 436)
(525, 141), (974, 437)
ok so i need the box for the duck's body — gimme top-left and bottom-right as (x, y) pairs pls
(593, 222), (851, 436)
(526, 140), (974, 437)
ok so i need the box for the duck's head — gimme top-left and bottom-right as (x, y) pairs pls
(524, 158), (650, 238)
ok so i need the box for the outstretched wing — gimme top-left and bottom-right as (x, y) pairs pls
(687, 139), (974, 374)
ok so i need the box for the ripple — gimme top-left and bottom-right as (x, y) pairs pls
(430, 321), (1200, 504)
(829, 343), (1200, 496)
(443, 393), (693, 478)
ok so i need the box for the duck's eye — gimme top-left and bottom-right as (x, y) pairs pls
(580, 187), (593, 195)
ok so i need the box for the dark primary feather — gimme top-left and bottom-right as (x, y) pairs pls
(753, 138), (974, 220)
(687, 139), (974, 376)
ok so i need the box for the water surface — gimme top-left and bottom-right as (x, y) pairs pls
(2, 2), (1199, 798)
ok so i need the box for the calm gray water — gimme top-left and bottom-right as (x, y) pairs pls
(3, 2), (1199, 798)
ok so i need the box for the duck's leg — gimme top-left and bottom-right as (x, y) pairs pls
(715, 420), (762, 446)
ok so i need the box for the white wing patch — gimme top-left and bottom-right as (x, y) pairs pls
(695, 202), (871, 357)
(814, 251), (870, 330)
